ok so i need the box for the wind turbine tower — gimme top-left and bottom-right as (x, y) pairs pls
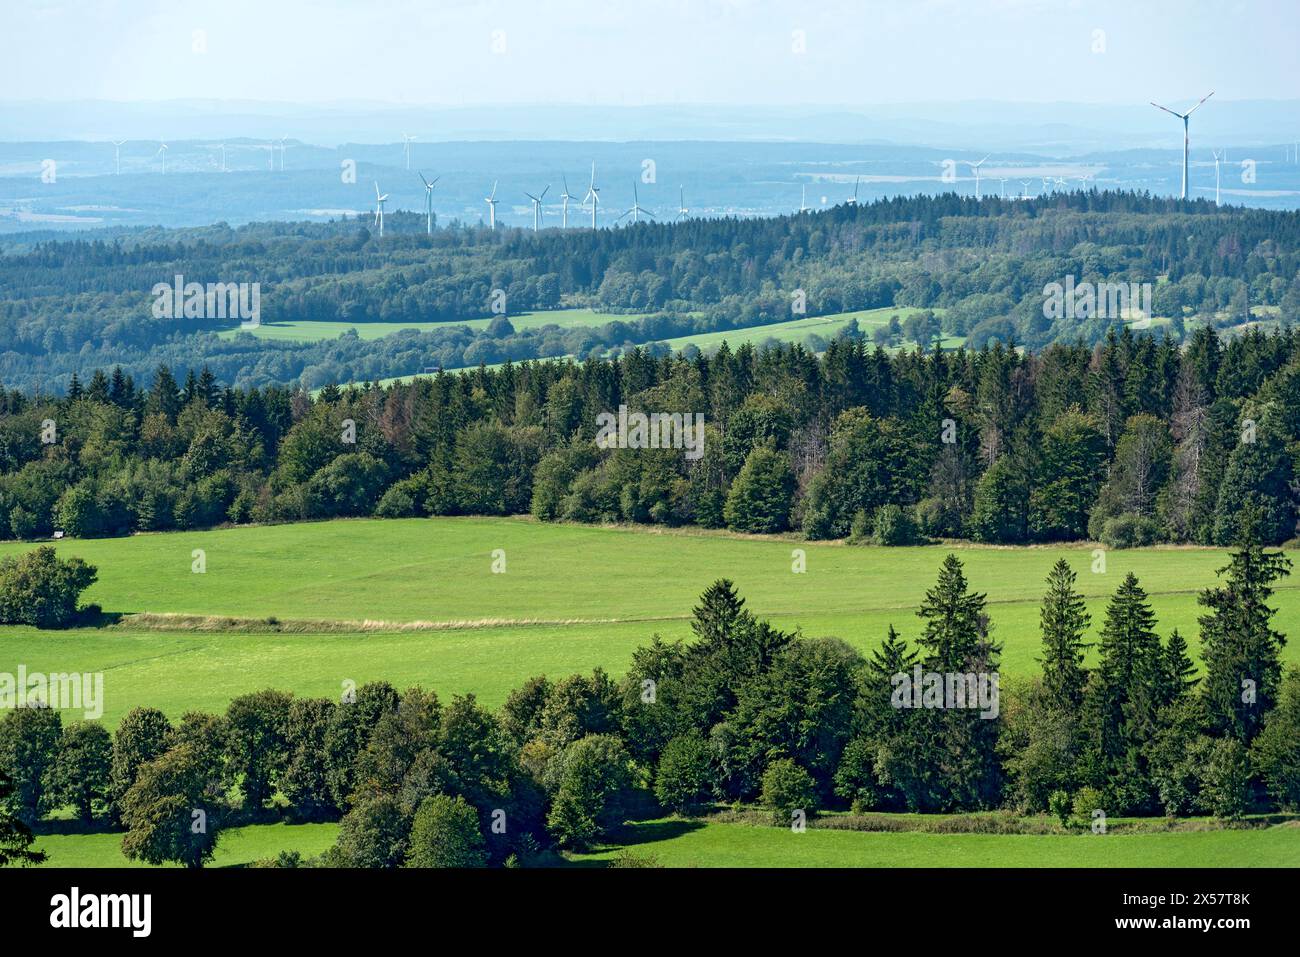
(1211, 149), (1222, 205)
(485, 181), (499, 230)
(583, 163), (600, 229)
(1151, 91), (1214, 200)
(525, 184), (550, 232)
(374, 181), (389, 238)
(559, 176), (578, 229)
(419, 172), (439, 234)
(617, 182), (654, 224)
(677, 185), (689, 221)
(155, 143), (168, 174)
(402, 133), (416, 170)
(112, 141), (125, 175)
(967, 155), (990, 200)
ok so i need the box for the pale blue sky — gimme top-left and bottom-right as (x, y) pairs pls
(4, 0), (1298, 106)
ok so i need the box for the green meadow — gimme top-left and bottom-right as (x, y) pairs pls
(28, 817), (1299, 868)
(2, 516), (1298, 727)
(218, 307), (670, 343)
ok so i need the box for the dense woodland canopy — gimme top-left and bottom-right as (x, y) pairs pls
(1, 190), (1298, 392)
(1, 320), (1300, 548)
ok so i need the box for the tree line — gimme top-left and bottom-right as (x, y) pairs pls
(2, 321), (1300, 548)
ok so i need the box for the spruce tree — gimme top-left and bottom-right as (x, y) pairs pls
(1198, 518), (1291, 742)
(916, 553), (991, 671)
(1038, 558), (1091, 712)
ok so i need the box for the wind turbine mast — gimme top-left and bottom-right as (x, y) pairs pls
(419, 172), (439, 234)
(485, 181), (499, 230)
(583, 163), (600, 229)
(525, 184), (550, 232)
(1151, 91), (1214, 200)
(560, 176), (578, 229)
(374, 181), (389, 238)
(112, 141), (125, 175)
(967, 155), (990, 201)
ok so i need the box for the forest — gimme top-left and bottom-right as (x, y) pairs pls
(0, 320), (1299, 550)
(1, 190), (1298, 392)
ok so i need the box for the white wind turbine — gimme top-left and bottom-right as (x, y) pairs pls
(484, 181), (499, 230)
(998, 178), (1007, 199)
(278, 136), (289, 171)
(155, 143), (168, 174)
(268, 142), (275, 171)
(616, 181), (654, 224)
(373, 181), (389, 238)
(799, 183), (808, 213)
(1211, 149), (1222, 205)
(1020, 180), (1033, 199)
(583, 163), (600, 228)
(402, 133), (416, 170)
(1151, 91), (1214, 200)
(419, 172), (439, 234)
(676, 185), (689, 221)
(525, 184), (550, 231)
(846, 175), (860, 205)
(217, 143), (227, 172)
(559, 176), (578, 229)
(111, 141), (126, 175)
(966, 155), (990, 200)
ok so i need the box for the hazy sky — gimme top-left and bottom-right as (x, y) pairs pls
(5, 0), (1298, 106)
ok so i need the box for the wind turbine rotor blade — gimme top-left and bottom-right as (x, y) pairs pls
(1186, 91), (1214, 116)
(1150, 101), (1183, 118)
(540, 185), (550, 200)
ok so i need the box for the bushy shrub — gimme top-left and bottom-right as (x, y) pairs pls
(0, 546), (97, 628)
(760, 758), (817, 825)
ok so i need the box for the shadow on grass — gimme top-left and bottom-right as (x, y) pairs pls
(557, 818), (707, 868)
(34, 817), (122, 837)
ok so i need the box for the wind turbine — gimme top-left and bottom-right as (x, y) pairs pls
(525, 184), (550, 231)
(1020, 180), (1033, 199)
(402, 133), (416, 170)
(155, 143), (168, 174)
(111, 141), (125, 175)
(966, 155), (990, 200)
(847, 175), (861, 205)
(616, 181), (653, 224)
(582, 163), (600, 228)
(373, 181), (388, 238)
(799, 184), (808, 213)
(419, 172), (439, 234)
(1151, 91), (1214, 200)
(1211, 149), (1222, 205)
(998, 178), (1007, 199)
(676, 185), (689, 221)
(559, 176), (578, 229)
(485, 181), (499, 230)
(217, 143), (227, 172)
(268, 142), (275, 171)
(278, 137), (289, 171)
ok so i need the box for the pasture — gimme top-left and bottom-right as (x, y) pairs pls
(2, 516), (1297, 727)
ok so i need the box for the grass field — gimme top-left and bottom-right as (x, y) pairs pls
(27, 816), (1298, 868)
(657, 306), (960, 353)
(571, 820), (1300, 868)
(30, 821), (339, 868)
(219, 307), (673, 343)
(3, 516), (1298, 726)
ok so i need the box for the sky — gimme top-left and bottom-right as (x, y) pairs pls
(3, 0), (1298, 107)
